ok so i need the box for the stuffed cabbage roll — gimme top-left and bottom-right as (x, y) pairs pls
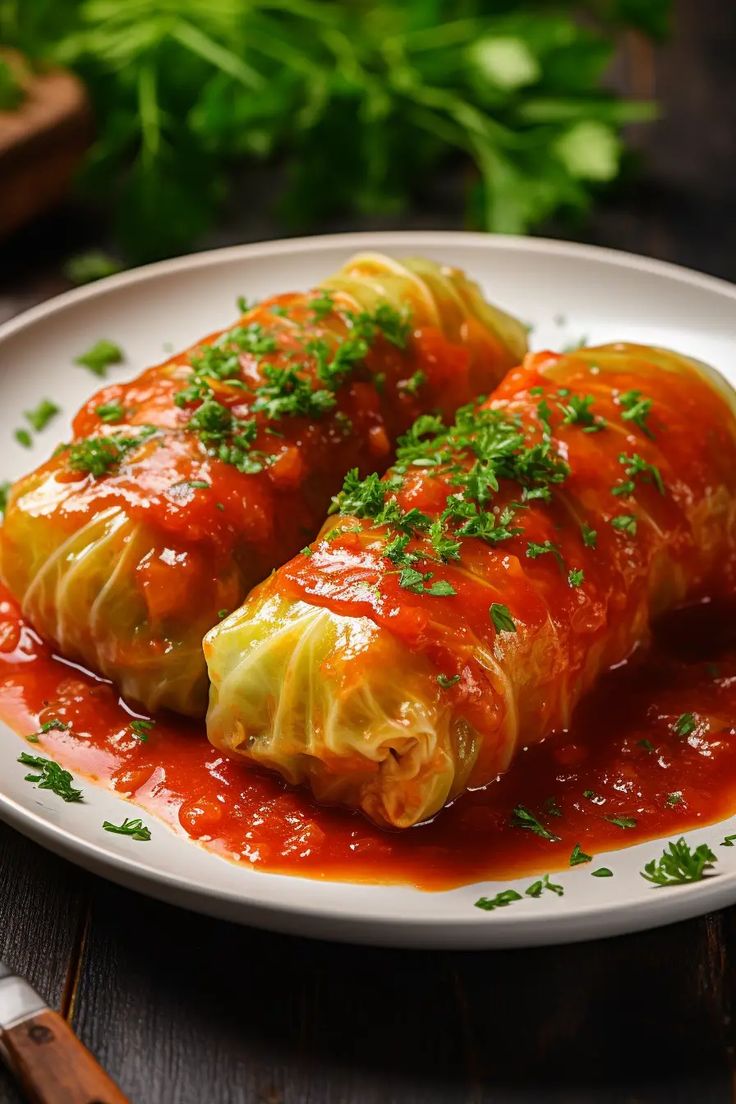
(205, 343), (736, 827)
(0, 254), (526, 716)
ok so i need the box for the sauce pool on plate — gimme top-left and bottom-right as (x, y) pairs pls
(0, 584), (734, 889)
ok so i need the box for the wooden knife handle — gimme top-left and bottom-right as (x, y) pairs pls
(1, 1008), (129, 1104)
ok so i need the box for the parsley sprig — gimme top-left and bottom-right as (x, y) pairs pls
(19, 752), (83, 802)
(641, 838), (717, 886)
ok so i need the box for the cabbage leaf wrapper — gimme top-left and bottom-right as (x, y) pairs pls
(205, 344), (736, 827)
(1, 254), (526, 715)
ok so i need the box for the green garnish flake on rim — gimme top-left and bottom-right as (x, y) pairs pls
(525, 873), (564, 898)
(24, 398), (60, 433)
(18, 752), (83, 802)
(591, 867), (613, 877)
(103, 817), (152, 841)
(641, 838), (716, 886)
(75, 339), (124, 377)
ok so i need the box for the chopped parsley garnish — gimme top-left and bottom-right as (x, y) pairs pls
(557, 393), (605, 432)
(171, 479), (210, 491)
(641, 838), (716, 886)
(437, 673), (461, 688)
(570, 843), (592, 866)
(580, 523), (597, 548)
(591, 867), (613, 877)
(75, 339), (124, 377)
(403, 369), (426, 395)
(103, 817), (151, 841)
(490, 603), (516, 633)
(309, 290), (335, 320)
(526, 540), (563, 566)
(130, 718), (154, 741)
(511, 804), (561, 842)
(475, 889), (523, 911)
(673, 712), (697, 737)
(96, 401), (125, 424)
(525, 873), (564, 897)
(398, 568), (456, 597)
(14, 428), (32, 448)
(618, 452), (665, 495)
(68, 427), (156, 477)
(236, 295), (252, 314)
(638, 738), (655, 753)
(721, 835), (736, 847)
(666, 791), (684, 806)
(217, 609), (229, 619)
(605, 814), (637, 829)
(475, 874), (564, 911)
(24, 399), (60, 432)
(19, 752), (83, 802)
(619, 389), (654, 437)
(568, 567), (584, 587)
(610, 514), (637, 536)
(0, 482), (10, 514)
(253, 364), (337, 420)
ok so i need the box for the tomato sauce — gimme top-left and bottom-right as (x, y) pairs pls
(1, 584), (735, 889)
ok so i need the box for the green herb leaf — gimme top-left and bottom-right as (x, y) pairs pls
(673, 712), (697, 737)
(437, 673), (461, 688)
(721, 835), (736, 848)
(18, 752), (83, 802)
(75, 339), (124, 377)
(103, 817), (152, 841)
(0, 482), (10, 514)
(605, 814), (637, 829)
(474, 889), (523, 911)
(511, 804), (561, 842)
(619, 390), (654, 437)
(490, 603), (516, 633)
(570, 843), (592, 866)
(14, 428), (32, 448)
(641, 838), (716, 886)
(611, 514), (637, 536)
(580, 523), (598, 548)
(591, 867), (613, 878)
(525, 873), (564, 898)
(130, 718), (154, 741)
(96, 401), (126, 424)
(568, 567), (584, 588)
(24, 399), (60, 433)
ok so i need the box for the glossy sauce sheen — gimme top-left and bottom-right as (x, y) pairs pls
(1, 586), (735, 888)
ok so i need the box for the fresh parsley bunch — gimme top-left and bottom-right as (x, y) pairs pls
(3, 0), (670, 261)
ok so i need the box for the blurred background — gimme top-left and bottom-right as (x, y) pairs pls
(0, 0), (733, 322)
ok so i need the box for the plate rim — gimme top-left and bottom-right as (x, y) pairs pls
(2, 228), (736, 949)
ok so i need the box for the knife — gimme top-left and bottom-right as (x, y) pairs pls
(0, 961), (129, 1104)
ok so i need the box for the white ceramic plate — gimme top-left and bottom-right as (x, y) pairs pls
(1, 231), (735, 949)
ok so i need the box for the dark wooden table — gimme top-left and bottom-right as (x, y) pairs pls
(1, 3), (735, 1101)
